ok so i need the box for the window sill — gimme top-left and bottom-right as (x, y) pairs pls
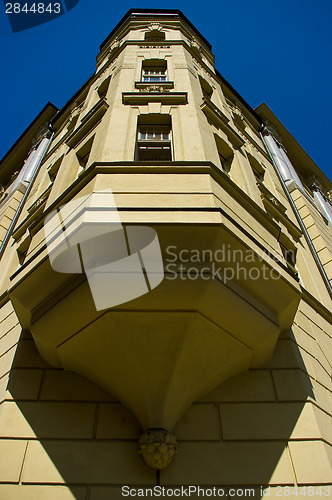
(123, 92), (187, 105)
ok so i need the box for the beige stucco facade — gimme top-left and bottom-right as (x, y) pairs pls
(0, 10), (331, 499)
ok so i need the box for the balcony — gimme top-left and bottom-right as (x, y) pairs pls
(9, 161), (301, 469)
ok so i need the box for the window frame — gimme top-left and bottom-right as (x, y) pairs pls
(136, 124), (172, 162)
(141, 59), (168, 83)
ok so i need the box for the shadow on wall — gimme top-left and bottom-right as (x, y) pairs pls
(4, 326), (316, 499)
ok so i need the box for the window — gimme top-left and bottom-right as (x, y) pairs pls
(142, 67), (167, 82)
(251, 165), (265, 184)
(142, 60), (167, 82)
(97, 76), (111, 99)
(247, 153), (265, 184)
(48, 156), (63, 183)
(218, 153), (229, 173)
(145, 30), (165, 42)
(199, 75), (213, 100)
(280, 243), (297, 269)
(136, 125), (172, 161)
(76, 136), (94, 173)
(17, 236), (31, 265)
(214, 134), (233, 175)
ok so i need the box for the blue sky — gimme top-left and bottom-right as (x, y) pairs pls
(0, 0), (331, 180)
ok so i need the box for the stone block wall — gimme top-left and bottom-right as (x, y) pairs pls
(0, 298), (331, 499)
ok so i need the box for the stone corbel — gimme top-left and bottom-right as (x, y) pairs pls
(108, 39), (120, 60)
(190, 39), (202, 58)
(232, 106), (246, 129)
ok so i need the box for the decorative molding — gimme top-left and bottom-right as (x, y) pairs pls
(327, 190), (332, 203)
(190, 38), (202, 58)
(147, 22), (163, 32)
(139, 45), (171, 49)
(107, 39), (120, 60)
(140, 85), (170, 93)
(10, 170), (19, 183)
(0, 187), (6, 204)
(232, 106), (246, 129)
(135, 81), (174, 91)
(258, 182), (287, 213)
(311, 181), (324, 194)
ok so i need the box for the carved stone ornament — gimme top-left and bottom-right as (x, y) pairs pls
(67, 101), (84, 124)
(10, 170), (19, 182)
(327, 190), (332, 203)
(0, 186), (6, 203)
(138, 429), (177, 470)
(190, 39), (202, 56)
(308, 176), (325, 194)
(139, 85), (170, 93)
(35, 192), (48, 208)
(139, 45), (170, 49)
(108, 39), (120, 59)
(258, 182), (287, 214)
(311, 182), (323, 194)
(66, 113), (79, 131)
(148, 22), (163, 32)
(232, 106), (246, 128)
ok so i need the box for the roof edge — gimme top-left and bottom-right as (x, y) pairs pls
(0, 102), (58, 167)
(99, 9), (212, 52)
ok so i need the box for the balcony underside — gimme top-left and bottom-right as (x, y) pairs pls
(9, 165), (301, 433)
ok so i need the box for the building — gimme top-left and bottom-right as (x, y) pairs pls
(0, 9), (331, 499)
